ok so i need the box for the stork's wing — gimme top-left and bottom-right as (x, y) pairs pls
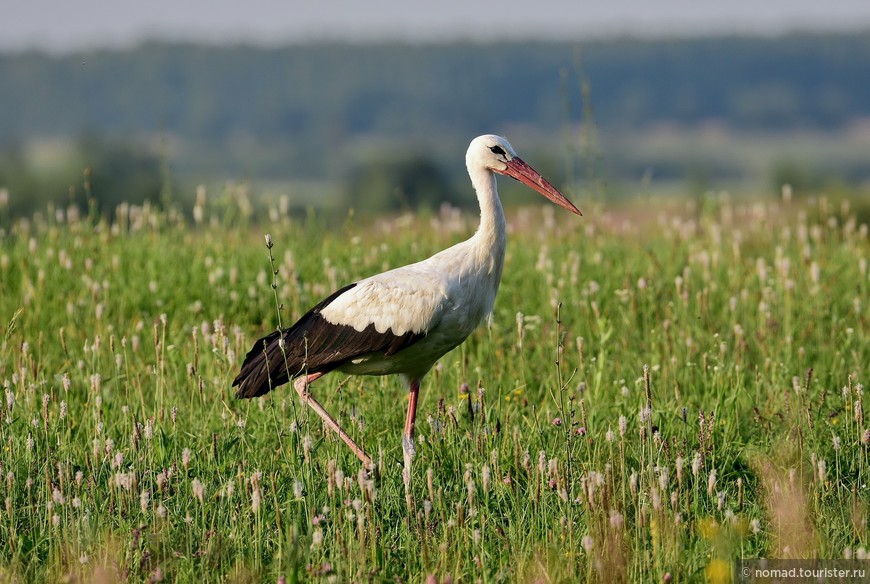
(233, 271), (447, 399)
(319, 269), (448, 336)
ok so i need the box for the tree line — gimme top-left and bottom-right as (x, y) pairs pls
(1, 32), (868, 215)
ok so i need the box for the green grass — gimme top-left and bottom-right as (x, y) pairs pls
(0, 192), (868, 582)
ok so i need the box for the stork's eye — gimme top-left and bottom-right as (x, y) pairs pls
(489, 145), (506, 156)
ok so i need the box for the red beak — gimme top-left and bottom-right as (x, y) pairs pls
(495, 157), (582, 216)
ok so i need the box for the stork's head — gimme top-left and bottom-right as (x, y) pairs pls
(466, 134), (582, 216)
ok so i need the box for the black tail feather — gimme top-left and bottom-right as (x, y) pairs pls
(232, 284), (358, 399)
(232, 329), (287, 398)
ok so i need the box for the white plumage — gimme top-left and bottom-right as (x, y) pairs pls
(233, 134), (581, 467)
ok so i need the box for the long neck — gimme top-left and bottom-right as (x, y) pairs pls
(468, 166), (506, 269)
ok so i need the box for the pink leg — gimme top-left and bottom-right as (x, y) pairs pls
(293, 373), (372, 467)
(402, 378), (421, 470)
(404, 378), (420, 439)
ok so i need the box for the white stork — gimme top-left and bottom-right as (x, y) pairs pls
(233, 134), (582, 467)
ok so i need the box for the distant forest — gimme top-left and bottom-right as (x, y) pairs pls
(1, 32), (869, 214)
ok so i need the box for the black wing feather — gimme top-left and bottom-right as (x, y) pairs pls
(232, 283), (425, 399)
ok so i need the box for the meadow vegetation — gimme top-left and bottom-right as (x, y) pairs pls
(0, 189), (868, 582)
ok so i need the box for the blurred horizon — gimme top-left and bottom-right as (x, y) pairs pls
(2, 4), (870, 220)
(6, 0), (870, 53)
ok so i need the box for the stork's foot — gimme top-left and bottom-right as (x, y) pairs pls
(293, 374), (372, 467)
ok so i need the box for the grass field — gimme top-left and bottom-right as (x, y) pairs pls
(0, 191), (869, 582)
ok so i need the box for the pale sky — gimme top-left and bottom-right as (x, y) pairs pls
(5, 0), (870, 52)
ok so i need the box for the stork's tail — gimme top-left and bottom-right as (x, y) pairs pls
(232, 330), (288, 399)
(232, 283), (363, 399)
